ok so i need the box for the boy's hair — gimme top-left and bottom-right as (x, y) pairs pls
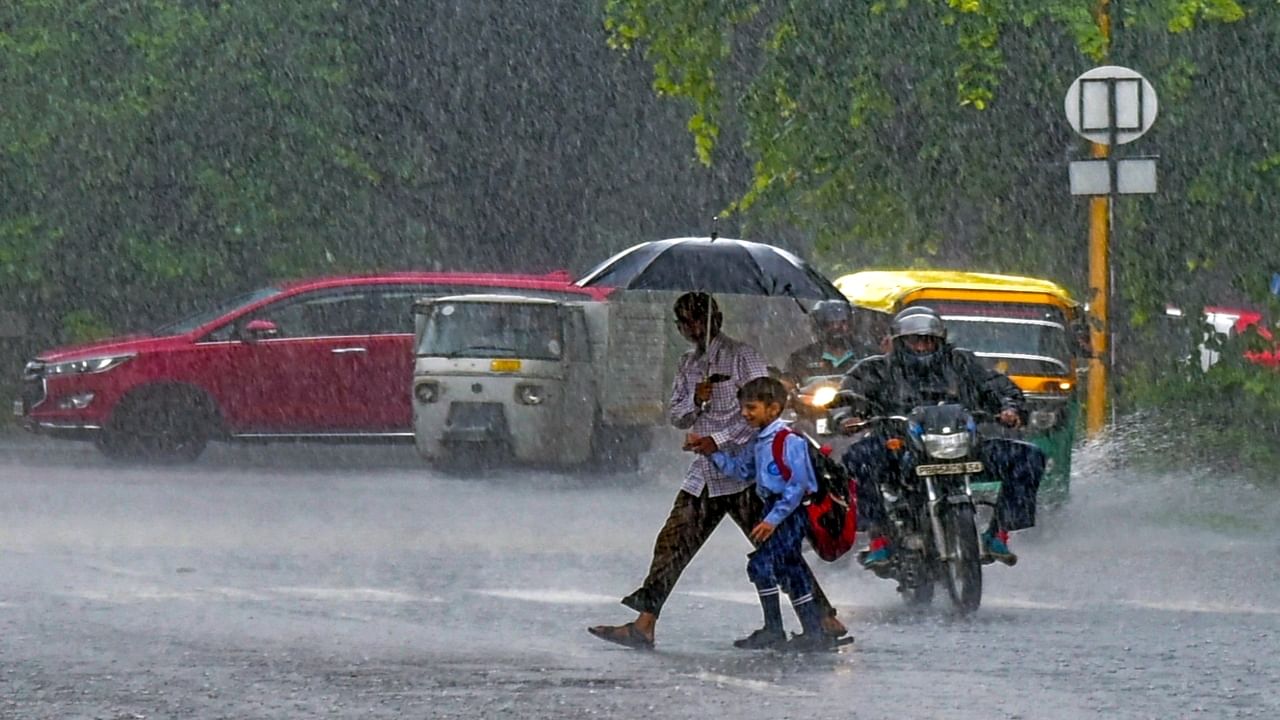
(738, 376), (788, 407)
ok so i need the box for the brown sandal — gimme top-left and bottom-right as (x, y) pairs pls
(587, 622), (654, 650)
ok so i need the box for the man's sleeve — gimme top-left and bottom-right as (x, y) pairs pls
(961, 350), (1024, 415)
(736, 341), (770, 385)
(708, 341), (768, 448)
(838, 356), (886, 414)
(782, 347), (807, 385)
(668, 351), (699, 429)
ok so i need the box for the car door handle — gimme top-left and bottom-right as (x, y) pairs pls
(331, 347), (368, 354)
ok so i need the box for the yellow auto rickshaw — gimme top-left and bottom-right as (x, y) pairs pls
(835, 270), (1090, 505)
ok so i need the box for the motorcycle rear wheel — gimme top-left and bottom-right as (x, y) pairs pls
(940, 504), (983, 614)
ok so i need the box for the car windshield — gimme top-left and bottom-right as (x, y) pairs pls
(153, 286), (283, 336)
(418, 302), (563, 360)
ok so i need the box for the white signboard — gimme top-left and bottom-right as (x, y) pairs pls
(1064, 66), (1158, 145)
(1069, 158), (1158, 195)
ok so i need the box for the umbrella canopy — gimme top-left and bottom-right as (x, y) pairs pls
(575, 237), (844, 301)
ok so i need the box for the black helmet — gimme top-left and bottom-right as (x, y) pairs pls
(889, 306), (946, 341)
(810, 300), (853, 334)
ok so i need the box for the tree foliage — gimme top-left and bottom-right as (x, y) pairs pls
(1, 0), (380, 340)
(1, 0), (738, 346)
(602, 0), (1276, 316)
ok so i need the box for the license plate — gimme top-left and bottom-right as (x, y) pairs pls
(13, 399), (24, 417)
(916, 461), (983, 477)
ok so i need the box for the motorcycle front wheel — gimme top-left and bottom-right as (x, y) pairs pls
(940, 503), (983, 614)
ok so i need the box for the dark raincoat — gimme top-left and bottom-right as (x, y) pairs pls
(839, 344), (1044, 532)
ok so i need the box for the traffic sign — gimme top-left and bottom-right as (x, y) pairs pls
(1064, 66), (1158, 145)
(1069, 157), (1157, 195)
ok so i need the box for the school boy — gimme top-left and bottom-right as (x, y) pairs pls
(689, 376), (842, 652)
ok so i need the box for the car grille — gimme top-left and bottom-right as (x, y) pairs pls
(20, 361), (46, 413)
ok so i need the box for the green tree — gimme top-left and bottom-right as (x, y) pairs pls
(605, 0), (1280, 472)
(601, 0), (1275, 301)
(0, 0), (382, 342)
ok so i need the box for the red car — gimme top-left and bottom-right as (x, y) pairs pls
(1200, 306), (1280, 370)
(17, 271), (611, 461)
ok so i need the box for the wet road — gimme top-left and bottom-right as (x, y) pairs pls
(1, 434), (1278, 719)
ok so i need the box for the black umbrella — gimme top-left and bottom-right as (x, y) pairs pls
(574, 237), (844, 301)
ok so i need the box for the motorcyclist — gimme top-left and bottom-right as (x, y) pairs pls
(838, 306), (1045, 568)
(782, 300), (881, 387)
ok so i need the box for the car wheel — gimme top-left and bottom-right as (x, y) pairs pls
(97, 386), (216, 463)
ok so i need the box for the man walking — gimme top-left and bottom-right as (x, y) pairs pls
(587, 292), (845, 649)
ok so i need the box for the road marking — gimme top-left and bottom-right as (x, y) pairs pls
(682, 590), (760, 606)
(269, 587), (427, 603)
(985, 597), (1074, 611)
(474, 589), (620, 604)
(692, 672), (818, 697)
(1115, 598), (1280, 616)
(65, 586), (271, 603)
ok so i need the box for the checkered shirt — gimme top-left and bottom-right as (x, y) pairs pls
(669, 333), (770, 497)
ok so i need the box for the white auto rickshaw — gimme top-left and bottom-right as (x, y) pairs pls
(411, 293), (667, 468)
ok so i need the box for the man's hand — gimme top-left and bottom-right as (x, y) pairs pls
(682, 434), (718, 455)
(749, 521), (776, 544)
(694, 380), (713, 406)
(998, 408), (1022, 428)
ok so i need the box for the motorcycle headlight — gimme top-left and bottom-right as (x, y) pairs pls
(44, 353), (136, 376)
(922, 432), (971, 459)
(809, 385), (838, 408)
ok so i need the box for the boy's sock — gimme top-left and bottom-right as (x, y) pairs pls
(759, 587), (784, 632)
(791, 592), (822, 635)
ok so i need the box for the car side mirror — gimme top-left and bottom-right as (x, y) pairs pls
(241, 318), (280, 342)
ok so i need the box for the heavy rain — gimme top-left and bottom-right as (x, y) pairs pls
(3, 2), (1279, 718)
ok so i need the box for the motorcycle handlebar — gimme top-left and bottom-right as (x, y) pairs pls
(836, 408), (997, 434)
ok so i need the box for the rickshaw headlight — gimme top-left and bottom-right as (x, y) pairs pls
(516, 383), (544, 406)
(414, 381), (440, 404)
(1029, 409), (1058, 431)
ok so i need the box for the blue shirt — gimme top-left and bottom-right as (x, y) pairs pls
(710, 418), (818, 527)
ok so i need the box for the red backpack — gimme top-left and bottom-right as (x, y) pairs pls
(771, 428), (859, 561)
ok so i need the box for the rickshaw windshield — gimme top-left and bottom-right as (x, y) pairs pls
(418, 302), (563, 360)
(911, 300), (1073, 375)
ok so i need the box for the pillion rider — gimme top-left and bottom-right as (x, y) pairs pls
(782, 300), (883, 386)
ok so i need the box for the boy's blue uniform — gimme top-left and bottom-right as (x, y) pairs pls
(712, 418), (824, 645)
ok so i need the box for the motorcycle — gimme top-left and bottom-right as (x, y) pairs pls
(782, 375), (856, 457)
(833, 396), (988, 614)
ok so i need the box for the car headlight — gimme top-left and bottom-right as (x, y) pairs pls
(515, 383), (544, 406)
(44, 353), (136, 376)
(922, 432), (971, 460)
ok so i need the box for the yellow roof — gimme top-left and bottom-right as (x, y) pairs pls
(834, 270), (1079, 313)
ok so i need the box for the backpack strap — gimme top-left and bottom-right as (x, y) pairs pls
(770, 427), (793, 481)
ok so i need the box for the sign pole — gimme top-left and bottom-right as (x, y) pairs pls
(1064, 33), (1157, 440)
(1085, 0), (1112, 438)
(1087, 143), (1110, 437)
